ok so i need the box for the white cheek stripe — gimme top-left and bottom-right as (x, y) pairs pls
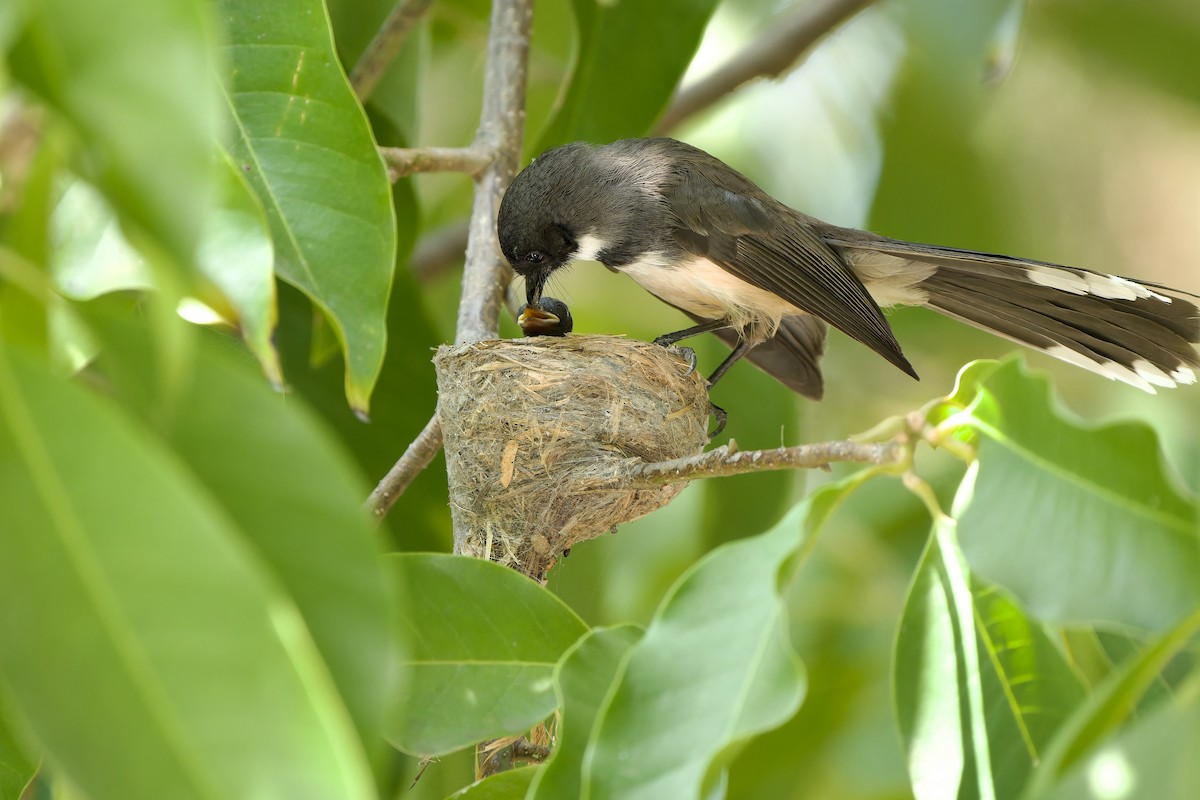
(573, 233), (607, 263)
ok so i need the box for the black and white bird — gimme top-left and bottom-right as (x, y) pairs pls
(497, 137), (1200, 399)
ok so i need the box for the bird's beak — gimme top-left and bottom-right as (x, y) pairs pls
(518, 304), (561, 335)
(525, 268), (549, 306)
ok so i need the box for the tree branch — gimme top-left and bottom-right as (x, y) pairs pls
(619, 438), (901, 489)
(380, 146), (493, 182)
(365, 414), (443, 519)
(455, 0), (532, 345)
(653, 0), (875, 133)
(368, 0), (532, 521)
(351, 0), (434, 102)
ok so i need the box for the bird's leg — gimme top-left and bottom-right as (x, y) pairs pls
(706, 338), (755, 387)
(652, 318), (730, 347)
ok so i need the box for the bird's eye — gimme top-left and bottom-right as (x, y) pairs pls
(526, 251), (545, 264)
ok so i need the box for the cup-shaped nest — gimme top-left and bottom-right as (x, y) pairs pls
(435, 335), (709, 578)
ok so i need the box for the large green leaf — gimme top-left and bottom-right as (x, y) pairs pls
(955, 358), (1200, 630)
(82, 311), (393, 763)
(895, 513), (1086, 800)
(8, 0), (219, 264)
(0, 345), (374, 799)
(385, 554), (589, 756)
(575, 479), (867, 798)
(217, 0), (396, 414)
(527, 625), (642, 800)
(534, 0), (720, 152)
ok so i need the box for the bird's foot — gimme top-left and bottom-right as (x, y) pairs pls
(708, 400), (728, 440)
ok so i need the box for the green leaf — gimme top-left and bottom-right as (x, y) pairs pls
(9, 0), (220, 264)
(445, 767), (537, 800)
(0, 345), (375, 799)
(1024, 608), (1200, 797)
(83, 310), (393, 762)
(1038, 700), (1200, 800)
(535, 0), (720, 151)
(198, 152), (281, 386)
(0, 696), (37, 800)
(575, 479), (867, 799)
(895, 512), (1087, 800)
(50, 181), (153, 300)
(527, 625), (642, 800)
(955, 358), (1200, 630)
(218, 0), (397, 414)
(386, 554), (589, 756)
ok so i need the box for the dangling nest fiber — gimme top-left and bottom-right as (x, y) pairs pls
(435, 335), (709, 578)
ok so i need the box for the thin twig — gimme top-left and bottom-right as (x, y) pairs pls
(454, 0), (533, 345)
(351, 0), (434, 102)
(653, 0), (875, 133)
(619, 439), (901, 489)
(365, 414), (443, 519)
(380, 146), (493, 182)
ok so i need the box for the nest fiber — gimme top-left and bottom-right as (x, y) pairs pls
(435, 335), (709, 577)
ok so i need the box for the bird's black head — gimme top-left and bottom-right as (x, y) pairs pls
(498, 143), (599, 305)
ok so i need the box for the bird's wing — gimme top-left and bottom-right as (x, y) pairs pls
(667, 163), (915, 378)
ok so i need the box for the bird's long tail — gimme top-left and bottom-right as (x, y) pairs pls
(834, 237), (1200, 392)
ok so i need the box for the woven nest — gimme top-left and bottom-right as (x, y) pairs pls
(435, 335), (709, 578)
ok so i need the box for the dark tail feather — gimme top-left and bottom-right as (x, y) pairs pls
(920, 263), (1200, 392)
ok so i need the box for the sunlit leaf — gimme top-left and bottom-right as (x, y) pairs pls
(9, 0), (220, 264)
(218, 0), (397, 414)
(386, 554), (588, 756)
(895, 507), (1088, 800)
(955, 358), (1200, 630)
(0, 345), (375, 799)
(198, 153), (281, 386)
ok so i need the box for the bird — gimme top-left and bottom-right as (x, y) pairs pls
(518, 296), (574, 337)
(496, 137), (1200, 400)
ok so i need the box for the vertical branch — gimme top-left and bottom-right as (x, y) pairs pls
(454, 0), (533, 345)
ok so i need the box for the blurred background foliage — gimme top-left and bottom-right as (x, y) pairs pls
(1, 0), (1199, 797)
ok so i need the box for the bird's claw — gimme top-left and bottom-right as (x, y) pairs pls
(678, 346), (697, 375)
(708, 400), (728, 439)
